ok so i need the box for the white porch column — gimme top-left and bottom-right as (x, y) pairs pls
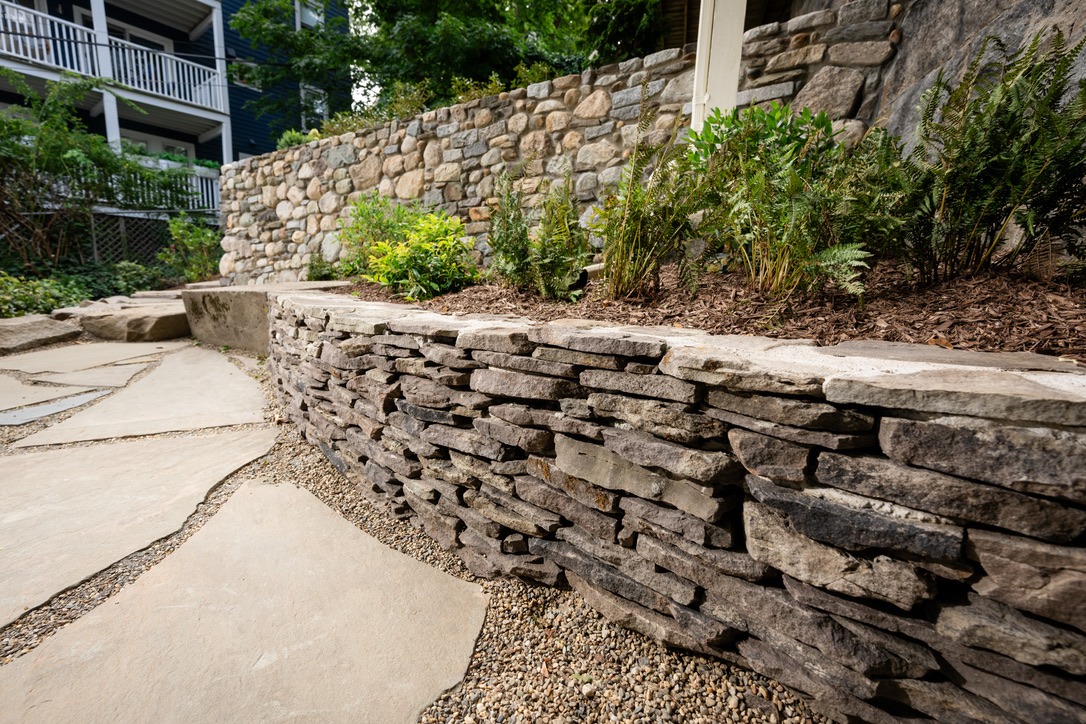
(692, 0), (747, 130)
(89, 0), (120, 146)
(210, 4), (232, 163)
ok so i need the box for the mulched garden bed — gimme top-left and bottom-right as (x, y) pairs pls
(330, 263), (1086, 363)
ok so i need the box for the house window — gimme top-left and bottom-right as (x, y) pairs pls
(296, 1), (324, 30)
(230, 61), (262, 91)
(300, 84), (327, 130)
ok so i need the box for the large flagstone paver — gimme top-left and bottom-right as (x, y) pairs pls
(0, 390), (111, 426)
(0, 429), (277, 626)
(0, 375), (93, 411)
(30, 363), (147, 388)
(15, 347), (267, 447)
(0, 341), (188, 374)
(0, 481), (488, 724)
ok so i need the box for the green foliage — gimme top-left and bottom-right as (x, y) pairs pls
(594, 90), (709, 299)
(451, 73), (506, 104)
(364, 213), (478, 300)
(898, 31), (1086, 284)
(0, 271), (86, 318)
(306, 253), (337, 281)
(338, 192), (421, 277)
(277, 129), (310, 149)
(106, 261), (164, 296)
(513, 62), (557, 88)
(0, 72), (193, 270)
(532, 177), (593, 300)
(487, 170), (535, 289)
(588, 0), (665, 65)
(320, 81), (433, 136)
(159, 213), (222, 283)
(231, 0), (362, 130)
(688, 103), (899, 298)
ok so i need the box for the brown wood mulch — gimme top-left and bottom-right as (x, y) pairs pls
(330, 263), (1086, 363)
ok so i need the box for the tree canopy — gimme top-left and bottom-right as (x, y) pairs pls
(230, 0), (668, 123)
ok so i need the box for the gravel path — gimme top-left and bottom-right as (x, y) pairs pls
(1, 348), (824, 723)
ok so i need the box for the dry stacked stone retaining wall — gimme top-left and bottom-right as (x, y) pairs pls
(220, 0), (908, 285)
(266, 291), (1086, 724)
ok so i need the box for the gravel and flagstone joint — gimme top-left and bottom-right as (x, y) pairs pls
(267, 290), (1086, 724)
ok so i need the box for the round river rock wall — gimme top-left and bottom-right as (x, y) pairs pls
(266, 291), (1086, 724)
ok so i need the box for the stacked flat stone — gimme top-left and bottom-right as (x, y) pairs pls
(267, 292), (1086, 724)
(218, 1), (908, 286)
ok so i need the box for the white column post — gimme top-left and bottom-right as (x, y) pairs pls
(691, 0), (747, 130)
(210, 4), (232, 163)
(89, 0), (120, 146)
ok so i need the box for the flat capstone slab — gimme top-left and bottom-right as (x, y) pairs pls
(0, 481), (488, 724)
(0, 390), (110, 426)
(15, 347), (266, 447)
(0, 428), (277, 626)
(30, 363), (147, 388)
(0, 314), (81, 355)
(0, 374), (93, 412)
(0, 341), (189, 374)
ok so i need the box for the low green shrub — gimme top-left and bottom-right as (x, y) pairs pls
(451, 73), (505, 104)
(488, 171), (535, 289)
(108, 261), (164, 295)
(531, 176), (592, 300)
(688, 103), (901, 297)
(306, 253), (337, 281)
(159, 213), (222, 283)
(338, 192), (422, 277)
(276, 129), (309, 149)
(513, 62), (555, 89)
(364, 213), (478, 300)
(898, 31), (1086, 284)
(0, 271), (86, 318)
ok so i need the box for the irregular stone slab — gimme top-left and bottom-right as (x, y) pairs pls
(706, 388), (874, 432)
(619, 496), (736, 548)
(822, 339), (1085, 373)
(880, 416), (1086, 505)
(555, 435), (725, 521)
(877, 679), (1018, 724)
(525, 455), (619, 512)
(471, 349), (578, 378)
(529, 318), (670, 359)
(949, 658), (1086, 724)
(0, 482), (487, 723)
(15, 347), (266, 447)
(747, 476), (964, 562)
(0, 341), (188, 373)
(706, 407), (876, 450)
(728, 428), (812, 483)
(30, 363), (147, 389)
(515, 476), (618, 541)
(0, 315), (80, 354)
(470, 368), (581, 401)
(0, 429), (275, 626)
(601, 428), (742, 484)
(183, 282), (350, 354)
(744, 502), (934, 610)
(968, 529), (1086, 633)
(818, 453), (1086, 543)
(0, 375), (92, 411)
(935, 594), (1086, 676)
(825, 368), (1086, 427)
(580, 369), (699, 403)
(587, 392), (725, 444)
(489, 404), (605, 441)
(79, 303), (191, 342)
(0, 390), (110, 426)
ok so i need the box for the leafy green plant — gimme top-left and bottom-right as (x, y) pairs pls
(451, 73), (505, 104)
(306, 253), (337, 281)
(899, 31), (1086, 284)
(159, 213), (222, 282)
(532, 176), (592, 299)
(110, 261), (164, 295)
(488, 170), (535, 288)
(688, 103), (900, 298)
(364, 213), (478, 300)
(338, 192), (422, 277)
(0, 271), (86, 318)
(276, 129), (309, 149)
(593, 89), (711, 299)
(320, 81), (433, 137)
(513, 62), (555, 88)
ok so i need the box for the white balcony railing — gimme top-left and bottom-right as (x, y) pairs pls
(0, 0), (97, 75)
(0, 0), (225, 114)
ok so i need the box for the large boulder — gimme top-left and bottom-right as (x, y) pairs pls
(79, 304), (191, 342)
(0, 315), (81, 354)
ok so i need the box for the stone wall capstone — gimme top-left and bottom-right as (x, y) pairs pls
(220, 0), (908, 285)
(266, 291), (1086, 724)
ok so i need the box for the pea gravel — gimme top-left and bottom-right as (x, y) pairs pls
(1, 349), (825, 723)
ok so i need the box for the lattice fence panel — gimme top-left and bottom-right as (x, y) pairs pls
(89, 213), (172, 265)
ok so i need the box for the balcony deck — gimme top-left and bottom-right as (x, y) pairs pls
(0, 0), (226, 114)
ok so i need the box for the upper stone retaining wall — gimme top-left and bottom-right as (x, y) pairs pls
(265, 291), (1086, 724)
(220, 0), (907, 285)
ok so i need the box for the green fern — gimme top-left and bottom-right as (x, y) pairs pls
(533, 176), (592, 300)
